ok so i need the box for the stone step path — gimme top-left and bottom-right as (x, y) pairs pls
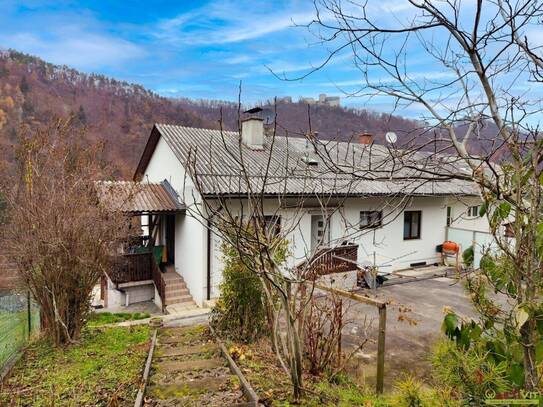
(144, 325), (252, 406)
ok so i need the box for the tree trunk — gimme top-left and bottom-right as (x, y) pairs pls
(521, 319), (538, 390)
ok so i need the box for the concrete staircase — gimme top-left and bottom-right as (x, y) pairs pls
(162, 271), (197, 314)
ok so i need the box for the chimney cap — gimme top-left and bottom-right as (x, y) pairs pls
(244, 107), (263, 114)
(359, 132), (374, 144)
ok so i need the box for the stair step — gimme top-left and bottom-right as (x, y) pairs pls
(155, 358), (225, 373)
(165, 282), (186, 290)
(162, 272), (184, 282)
(165, 295), (194, 305)
(165, 288), (190, 296)
(147, 376), (230, 398)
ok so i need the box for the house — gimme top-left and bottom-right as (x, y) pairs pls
(98, 114), (484, 312)
(95, 180), (192, 312)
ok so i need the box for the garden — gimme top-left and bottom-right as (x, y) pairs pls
(0, 315), (151, 406)
(206, 226), (543, 406)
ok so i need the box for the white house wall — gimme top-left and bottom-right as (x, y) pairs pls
(341, 197), (448, 271)
(206, 195), (474, 299)
(446, 196), (488, 233)
(143, 136), (208, 306)
(208, 197), (308, 296)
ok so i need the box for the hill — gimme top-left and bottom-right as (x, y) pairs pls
(0, 50), (211, 177)
(0, 50), (496, 179)
(177, 98), (424, 144)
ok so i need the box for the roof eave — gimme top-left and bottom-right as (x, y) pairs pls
(201, 192), (479, 199)
(133, 125), (161, 182)
(123, 209), (186, 216)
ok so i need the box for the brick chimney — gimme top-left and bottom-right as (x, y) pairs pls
(359, 131), (373, 145)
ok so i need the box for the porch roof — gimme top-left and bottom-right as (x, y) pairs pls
(96, 180), (185, 215)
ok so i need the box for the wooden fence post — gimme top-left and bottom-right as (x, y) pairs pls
(27, 291), (31, 339)
(376, 304), (387, 394)
(337, 298), (342, 367)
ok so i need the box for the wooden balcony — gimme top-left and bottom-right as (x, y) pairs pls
(299, 244), (359, 278)
(108, 250), (168, 312)
(109, 252), (154, 285)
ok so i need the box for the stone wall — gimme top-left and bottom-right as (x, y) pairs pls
(316, 270), (358, 292)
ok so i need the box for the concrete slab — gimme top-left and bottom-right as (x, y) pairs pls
(96, 300), (161, 315)
(113, 307), (211, 327)
(340, 276), (479, 390)
(166, 302), (199, 314)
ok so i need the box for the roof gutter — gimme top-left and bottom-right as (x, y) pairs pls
(200, 192), (479, 199)
(206, 219), (212, 301)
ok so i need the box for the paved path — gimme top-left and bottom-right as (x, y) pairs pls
(340, 275), (477, 389)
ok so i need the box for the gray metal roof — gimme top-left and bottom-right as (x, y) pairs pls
(96, 180), (185, 214)
(154, 123), (479, 197)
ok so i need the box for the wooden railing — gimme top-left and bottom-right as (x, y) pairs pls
(109, 252), (153, 285)
(151, 258), (166, 312)
(108, 250), (167, 312)
(299, 244), (359, 278)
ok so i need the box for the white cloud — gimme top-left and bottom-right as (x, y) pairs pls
(263, 53), (353, 76)
(154, 1), (315, 45)
(4, 29), (145, 70)
(223, 54), (253, 65)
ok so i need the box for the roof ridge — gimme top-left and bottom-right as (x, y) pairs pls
(155, 122), (238, 134)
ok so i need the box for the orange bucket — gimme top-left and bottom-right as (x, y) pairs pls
(442, 241), (460, 253)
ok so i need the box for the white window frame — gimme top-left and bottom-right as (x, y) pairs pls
(467, 205), (480, 218)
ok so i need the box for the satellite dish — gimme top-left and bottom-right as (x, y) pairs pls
(385, 131), (397, 144)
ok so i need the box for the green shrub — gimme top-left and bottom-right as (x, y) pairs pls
(462, 246), (474, 267)
(391, 375), (428, 407)
(211, 237), (288, 343)
(431, 340), (510, 404)
(390, 375), (461, 407)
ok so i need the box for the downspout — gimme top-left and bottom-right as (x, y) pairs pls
(206, 219), (212, 301)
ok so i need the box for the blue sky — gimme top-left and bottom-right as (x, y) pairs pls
(0, 0), (541, 120)
(0, 0), (362, 104)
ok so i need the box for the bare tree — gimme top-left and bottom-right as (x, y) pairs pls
(1, 119), (128, 345)
(300, 0), (543, 390)
(178, 89), (463, 397)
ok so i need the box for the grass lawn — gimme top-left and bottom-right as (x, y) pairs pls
(87, 311), (151, 327)
(0, 325), (151, 406)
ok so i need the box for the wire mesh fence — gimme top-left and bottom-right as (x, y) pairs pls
(0, 290), (39, 373)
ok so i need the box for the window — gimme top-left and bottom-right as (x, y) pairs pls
(263, 215), (281, 236)
(360, 211), (382, 229)
(446, 206), (452, 226)
(403, 211), (421, 240)
(467, 205), (480, 218)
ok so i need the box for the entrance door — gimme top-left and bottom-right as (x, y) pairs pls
(311, 214), (329, 251)
(165, 215), (175, 264)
